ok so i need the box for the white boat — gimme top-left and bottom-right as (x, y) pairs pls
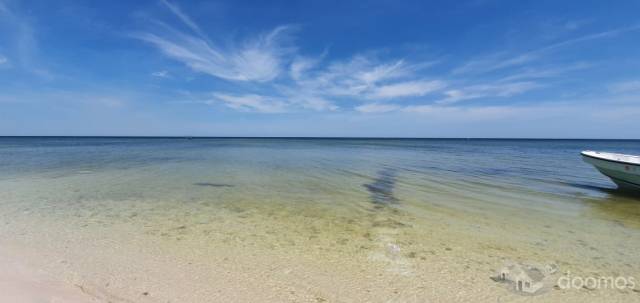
(581, 150), (640, 191)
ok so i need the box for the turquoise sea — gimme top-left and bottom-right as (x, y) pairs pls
(0, 137), (639, 302)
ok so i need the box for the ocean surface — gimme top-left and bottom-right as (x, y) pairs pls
(0, 137), (639, 302)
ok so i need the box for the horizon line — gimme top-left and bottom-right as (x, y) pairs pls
(0, 136), (638, 140)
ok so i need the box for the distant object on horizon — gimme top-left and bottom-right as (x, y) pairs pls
(582, 150), (640, 191)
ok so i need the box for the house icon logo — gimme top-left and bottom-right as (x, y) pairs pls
(492, 262), (558, 296)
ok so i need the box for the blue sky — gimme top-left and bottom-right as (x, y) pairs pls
(0, 0), (639, 138)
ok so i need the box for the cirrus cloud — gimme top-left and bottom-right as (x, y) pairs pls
(367, 80), (446, 99)
(133, 1), (638, 116)
(133, 25), (295, 82)
(212, 93), (288, 113)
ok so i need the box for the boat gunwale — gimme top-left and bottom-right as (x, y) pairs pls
(581, 151), (640, 167)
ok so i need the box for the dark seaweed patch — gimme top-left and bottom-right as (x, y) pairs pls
(363, 168), (398, 205)
(193, 182), (235, 188)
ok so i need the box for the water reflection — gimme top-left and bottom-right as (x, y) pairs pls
(586, 191), (640, 229)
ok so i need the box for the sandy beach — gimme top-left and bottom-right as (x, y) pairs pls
(1, 220), (638, 303)
(0, 250), (96, 303)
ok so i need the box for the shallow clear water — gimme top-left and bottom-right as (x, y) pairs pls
(1, 137), (639, 301)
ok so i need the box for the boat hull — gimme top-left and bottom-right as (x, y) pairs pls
(582, 153), (640, 191)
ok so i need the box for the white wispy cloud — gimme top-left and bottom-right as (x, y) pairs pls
(0, 54), (7, 65)
(437, 82), (538, 104)
(367, 80), (445, 99)
(151, 70), (170, 78)
(212, 93), (288, 113)
(160, 0), (208, 39)
(355, 103), (400, 113)
(497, 62), (591, 82)
(209, 53), (434, 113)
(538, 25), (640, 53)
(271, 84), (339, 112)
(276, 55), (442, 113)
(297, 96), (339, 111)
(134, 2), (637, 115)
(353, 103), (525, 120)
(290, 56), (318, 81)
(134, 3), (296, 83)
(454, 25), (640, 75)
(452, 52), (536, 75)
(355, 59), (408, 85)
(418, 85), (639, 117)
(291, 55), (433, 99)
(401, 105), (519, 119)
